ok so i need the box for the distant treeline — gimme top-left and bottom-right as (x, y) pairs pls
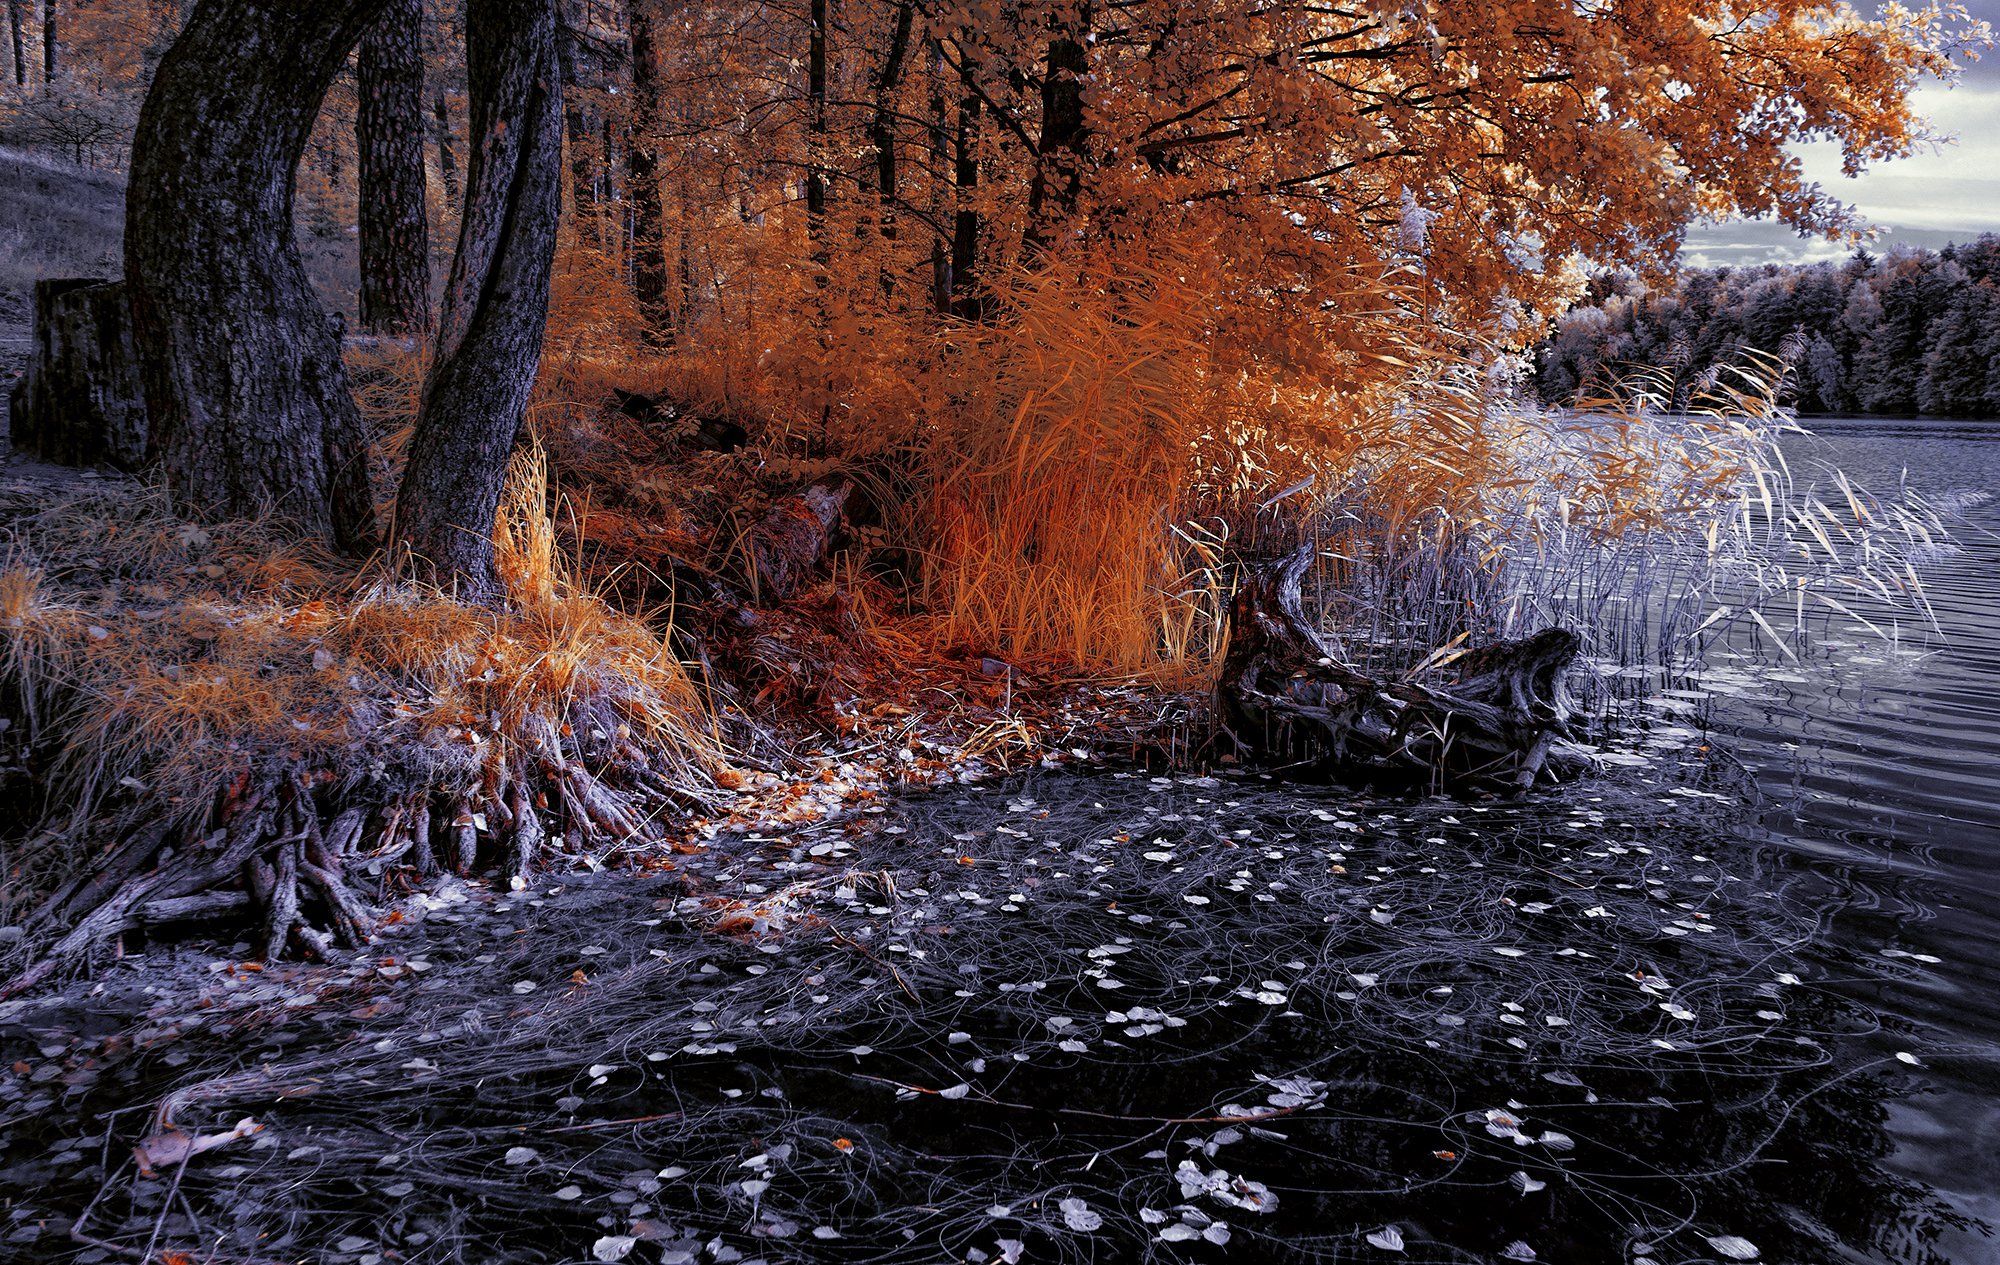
(1535, 235), (2000, 418)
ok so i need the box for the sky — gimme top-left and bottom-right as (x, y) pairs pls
(1683, 0), (2000, 267)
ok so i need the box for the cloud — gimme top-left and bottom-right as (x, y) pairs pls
(1690, 83), (2000, 265)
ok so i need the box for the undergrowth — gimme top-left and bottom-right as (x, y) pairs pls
(0, 449), (718, 988)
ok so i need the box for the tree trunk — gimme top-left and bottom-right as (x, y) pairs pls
(624, 0), (671, 343)
(948, 48), (988, 320)
(560, 31), (600, 231)
(8, 279), (148, 469)
(432, 87), (460, 206)
(800, 0), (824, 282)
(867, 0), (913, 293)
(356, 0), (432, 337)
(7, 0), (25, 87)
(38, 0), (52, 82)
(124, 0), (388, 554)
(1220, 544), (1589, 795)
(1023, 20), (1088, 255)
(392, 0), (564, 600)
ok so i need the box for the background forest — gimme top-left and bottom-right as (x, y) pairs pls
(1537, 237), (2000, 416)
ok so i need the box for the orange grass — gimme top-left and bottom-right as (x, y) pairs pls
(0, 452), (717, 882)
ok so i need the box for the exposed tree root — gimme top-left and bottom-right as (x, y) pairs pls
(1220, 542), (1591, 794)
(2, 716), (715, 998)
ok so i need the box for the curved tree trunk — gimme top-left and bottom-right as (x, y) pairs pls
(392, 0), (564, 600)
(357, 0), (432, 337)
(124, 0), (388, 553)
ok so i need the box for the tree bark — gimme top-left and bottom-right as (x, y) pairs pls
(1220, 544), (1588, 795)
(7, 0), (26, 87)
(432, 87), (460, 206)
(356, 0), (433, 336)
(392, 0), (564, 599)
(624, 0), (671, 342)
(124, 0), (388, 553)
(38, 0), (52, 82)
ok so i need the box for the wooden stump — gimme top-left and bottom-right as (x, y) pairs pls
(7, 278), (150, 470)
(1220, 542), (1589, 795)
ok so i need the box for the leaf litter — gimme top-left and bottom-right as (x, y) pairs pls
(0, 765), (1938, 1262)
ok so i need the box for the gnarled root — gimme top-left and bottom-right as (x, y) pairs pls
(1220, 542), (1591, 795)
(2, 719), (715, 996)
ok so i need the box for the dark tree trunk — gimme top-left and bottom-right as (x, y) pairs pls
(560, 29), (600, 232)
(1023, 20), (1088, 255)
(624, 0), (670, 343)
(948, 50), (986, 320)
(7, 0), (25, 87)
(432, 87), (460, 206)
(866, 0), (913, 292)
(124, 0), (388, 553)
(804, 0), (828, 284)
(392, 0), (564, 599)
(1220, 544), (1589, 795)
(38, 0), (51, 81)
(8, 279), (148, 469)
(356, 0), (432, 336)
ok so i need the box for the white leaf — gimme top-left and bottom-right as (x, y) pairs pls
(1366, 1226), (1405, 1252)
(503, 1147), (538, 1166)
(939, 1083), (973, 1100)
(591, 1236), (636, 1262)
(1704, 1235), (1759, 1261)
(1058, 1197), (1103, 1232)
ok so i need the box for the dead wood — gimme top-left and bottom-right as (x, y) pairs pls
(1220, 542), (1589, 795)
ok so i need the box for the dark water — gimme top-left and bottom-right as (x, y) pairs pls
(1704, 417), (2000, 1262)
(4, 420), (1996, 1265)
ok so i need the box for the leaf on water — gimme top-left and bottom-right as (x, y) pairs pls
(1366, 1226), (1406, 1252)
(133, 1116), (261, 1176)
(1704, 1235), (1760, 1261)
(1058, 1197), (1103, 1232)
(591, 1236), (636, 1262)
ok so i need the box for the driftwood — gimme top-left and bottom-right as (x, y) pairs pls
(1221, 543), (1588, 795)
(7, 278), (149, 469)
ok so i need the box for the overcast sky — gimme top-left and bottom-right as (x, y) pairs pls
(1683, 0), (2000, 267)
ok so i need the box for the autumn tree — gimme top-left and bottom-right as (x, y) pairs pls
(356, 0), (433, 336)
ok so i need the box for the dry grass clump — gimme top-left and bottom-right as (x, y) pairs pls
(0, 451), (718, 990)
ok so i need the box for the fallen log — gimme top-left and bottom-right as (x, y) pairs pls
(744, 477), (852, 603)
(1220, 542), (1589, 795)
